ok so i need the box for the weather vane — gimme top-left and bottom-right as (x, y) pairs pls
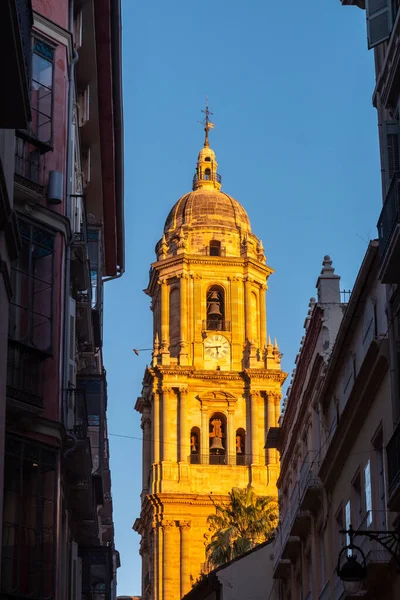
(199, 98), (215, 147)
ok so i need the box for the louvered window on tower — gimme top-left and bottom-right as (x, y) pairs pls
(366, 0), (393, 49)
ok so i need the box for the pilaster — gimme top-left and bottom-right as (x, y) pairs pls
(250, 390), (260, 465)
(178, 387), (189, 462)
(192, 273), (203, 363)
(161, 386), (176, 462)
(179, 521), (191, 598)
(159, 279), (170, 365)
(141, 412), (152, 493)
(179, 273), (189, 366)
(162, 520), (180, 600)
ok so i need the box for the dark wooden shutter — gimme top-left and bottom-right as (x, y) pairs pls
(366, 0), (392, 49)
(383, 121), (400, 191)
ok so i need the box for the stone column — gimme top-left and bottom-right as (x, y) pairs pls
(160, 278), (170, 364)
(259, 284), (267, 350)
(192, 274), (203, 362)
(244, 277), (252, 342)
(227, 408), (235, 465)
(179, 387), (188, 462)
(152, 523), (161, 600)
(250, 391), (260, 465)
(200, 404), (209, 464)
(162, 386), (176, 462)
(179, 274), (189, 366)
(163, 520), (179, 600)
(187, 273), (194, 361)
(267, 392), (277, 464)
(229, 276), (242, 369)
(141, 414), (152, 492)
(152, 392), (160, 464)
(180, 521), (191, 598)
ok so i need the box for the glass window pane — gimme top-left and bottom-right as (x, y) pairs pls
(364, 460), (373, 526)
(32, 53), (53, 88)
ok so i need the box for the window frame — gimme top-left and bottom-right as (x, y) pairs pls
(9, 218), (56, 354)
(30, 37), (55, 148)
(1, 436), (58, 600)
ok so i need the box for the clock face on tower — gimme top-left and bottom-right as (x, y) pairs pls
(204, 334), (230, 360)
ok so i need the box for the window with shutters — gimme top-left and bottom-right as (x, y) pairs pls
(9, 219), (55, 353)
(366, 0), (393, 49)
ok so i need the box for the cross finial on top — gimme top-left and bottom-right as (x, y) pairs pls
(200, 99), (215, 147)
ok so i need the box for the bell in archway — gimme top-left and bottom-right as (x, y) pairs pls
(208, 291), (220, 301)
(191, 435), (198, 453)
(207, 303), (222, 317)
(210, 436), (225, 451)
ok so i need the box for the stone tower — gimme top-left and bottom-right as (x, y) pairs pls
(134, 113), (287, 600)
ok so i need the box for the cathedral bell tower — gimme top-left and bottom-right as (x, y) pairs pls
(134, 108), (287, 600)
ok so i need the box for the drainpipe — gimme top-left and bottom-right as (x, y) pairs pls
(62, 3), (78, 426)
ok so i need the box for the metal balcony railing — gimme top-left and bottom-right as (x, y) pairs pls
(6, 340), (47, 408)
(66, 388), (88, 440)
(387, 421), (400, 498)
(14, 132), (45, 193)
(193, 172), (222, 186)
(202, 319), (231, 332)
(189, 453), (249, 465)
(377, 172), (400, 257)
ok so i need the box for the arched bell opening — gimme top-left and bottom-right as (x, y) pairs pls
(204, 168), (211, 180)
(190, 427), (200, 464)
(206, 285), (225, 330)
(236, 428), (246, 466)
(209, 412), (226, 465)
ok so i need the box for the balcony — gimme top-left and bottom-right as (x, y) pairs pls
(76, 289), (94, 345)
(299, 460), (322, 510)
(193, 172), (222, 186)
(377, 173), (400, 283)
(80, 545), (113, 600)
(202, 319), (231, 332)
(70, 195), (90, 291)
(356, 512), (392, 583)
(14, 133), (46, 197)
(6, 339), (47, 409)
(0, 0), (33, 128)
(387, 421), (400, 510)
(67, 388), (88, 440)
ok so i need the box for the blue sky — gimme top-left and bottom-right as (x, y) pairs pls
(103, 1), (380, 594)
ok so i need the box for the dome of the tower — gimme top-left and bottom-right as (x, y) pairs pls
(164, 188), (252, 234)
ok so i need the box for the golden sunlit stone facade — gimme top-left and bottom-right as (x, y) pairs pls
(134, 120), (287, 600)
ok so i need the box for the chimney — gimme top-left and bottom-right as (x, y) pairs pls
(316, 255), (340, 304)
